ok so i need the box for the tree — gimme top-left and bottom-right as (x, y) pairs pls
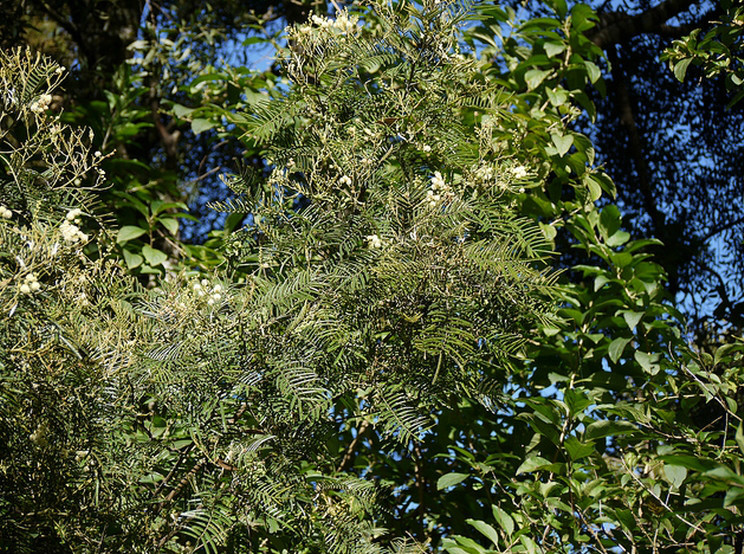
(2, 0), (744, 552)
(2, 3), (559, 550)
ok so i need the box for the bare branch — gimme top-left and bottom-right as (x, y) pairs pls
(591, 0), (698, 48)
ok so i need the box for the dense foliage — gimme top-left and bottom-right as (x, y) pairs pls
(1, 0), (744, 552)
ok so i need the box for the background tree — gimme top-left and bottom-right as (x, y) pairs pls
(3, 0), (744, 552)
(3, 0), (741, 332)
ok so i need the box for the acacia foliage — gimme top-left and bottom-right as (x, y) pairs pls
(0, 2), (561, 551)
(2, 1), (744, 553)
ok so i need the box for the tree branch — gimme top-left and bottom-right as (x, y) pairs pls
(336, 420), (370, 472)
(591, 0), (698, 48)
(607, 46), (667, 237)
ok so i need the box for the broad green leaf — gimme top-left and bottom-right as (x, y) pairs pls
(190, 72), (226, 87)
(141, 245), (168, 267)
(525, 69), (551, 90)
(600, 205), (622, 236)
(607, 230), (630, 247)
(151, 201), (188, 215)
(608, 337), (631, 363)
(443, 536), (486, 554)
(583, 173), (602, 201)
(674, 58), (693, 82)
(520, 535), (539, 554)
(159, 217), (179, 236)
(634, 350), (660, 374)
(242, 36), (268, 46)
(620, 310), (643, 331)
(516, 455), (552, 475)
(584, 419), (636, 440)
(491, 505), (514, 536)
(724, 487), (744, 508)
(117, 225), (147, 243)
(437, 472), (468, 490)
(551, 133), (573, 156)
(122, 249), (143, 269)
(171, 103), (194, 118)
(571, 3), (597, 32)
(663, 464), (687, 489)
(466, 519), (500, 546)
(192, 118), (217, 134)
(594, 274), (610, 291)
(565, 389), (592, 415)
(584, 60), (601, 84)
(546, 87), (568, 106)
(564, 435), (595, 460)
(544, 41), (566, 58)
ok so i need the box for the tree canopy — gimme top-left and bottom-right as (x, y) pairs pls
(1, 0), (744, 552)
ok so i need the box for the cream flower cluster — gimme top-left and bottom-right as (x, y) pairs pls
(193, 279), (223, 306)
(309, 11), (359, 34)
(511, 165), (528, 179)
(29, 93), (52, 114)
(474, 165), (495, 182)
(0, 204), (12, 219)
(427, 171), (451, 207)
(292, 10), (360, 37)
(59, 209), (88, 243)
(510, 165), (529, 193)
(19, 273), (41, 295)
(339, 175), (353, 187)
(366, 234), (384, 249)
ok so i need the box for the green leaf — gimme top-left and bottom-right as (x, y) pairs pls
(544, 42), (566, 58)
(122, 249), (143, 269)
(663, 464), (687, 489)
(546, 87), (568, 107)
(736, 422), (744, 457)
(520, 535), (538, 554)
(242, 36), (268, 46)
(620, 310), (643, 331)
(657, 454), (715, 472)
(564, 435), (595, 460)
(551, 133), (573, 156)
(117, 225), (147, 243)
(159, 217), (179, 236)
(171, 103), (194, 118)
(583, 174), (603, 201)
(724, 487), (744, 508)
(466, 519), (500, 546)
(524, 69), (551, 90)
(192, 118), (217, 135)
(491, 505), (514, 536)
(516, 455), (552, 475)
(634, 351), (660, 374)
(141, 245), (168, 267)
(673, 58), (693, 82)
(584, 60), (601, 84)
(606, 230), (630, 247)
(594, 274), (610, 291)
(600, 205), (622, 236)
(608, 337), (631, 363)
(584, 419), (636, 440)
(437, 472), (468, 490)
